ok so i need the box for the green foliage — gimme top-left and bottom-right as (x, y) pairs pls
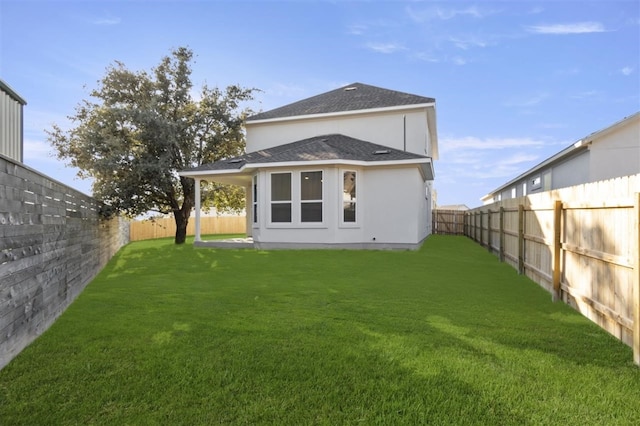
(1, 236), (638, 424)
(47, 47), (256, 241)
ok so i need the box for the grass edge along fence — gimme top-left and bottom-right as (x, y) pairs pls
(462, 174), (640, 366)
(0, 154), (129, 370)
(129, 215), (246, 241)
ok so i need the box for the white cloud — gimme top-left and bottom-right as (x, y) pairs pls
(412, 52), (440, 63)
(365, 42), (406, 54)
(451, 56), (467, 66)
(406, 5), (493, 22)
(621, 66), (634, 76)
(439, 136), (547, 153)
(347, 24), (367, 36)
(570, 90), (600, 100)
(504, 92), (550, 107)
(92, 16), (121, 25)
(448, 35), (489, 50)
(526, 22), (606, 34)
(23, 138), (57, 163)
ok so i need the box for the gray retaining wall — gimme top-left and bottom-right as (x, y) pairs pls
(0, 154), (129, 369)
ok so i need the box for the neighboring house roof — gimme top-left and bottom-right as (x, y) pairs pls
(0, 79), (27, 105)
(247, 82), (435, 122)
(181, 134), (434, 180)
(436, 204), (470, 211)
(482, 111), (640, 202)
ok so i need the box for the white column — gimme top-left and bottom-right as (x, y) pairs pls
(194, 178), (202, 242)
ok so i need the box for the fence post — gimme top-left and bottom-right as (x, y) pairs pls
(518, 204), (524, 274)
(633, 193), (640, 366)
(487, 210), (493, 252)
(552, 200), (562, 302)
(499, 206), (505, 262)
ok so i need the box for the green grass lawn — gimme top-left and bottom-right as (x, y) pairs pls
(1, 235), (638, 425)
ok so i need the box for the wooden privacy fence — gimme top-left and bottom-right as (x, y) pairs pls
(130, 215), (246, 241)
(432, 209), (467, 235)
(464, 174), (640, 366)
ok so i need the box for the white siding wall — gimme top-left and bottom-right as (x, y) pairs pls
(552, 151), (590, 189)
(247, 108), (431, 157)
(589, 116), (640, 182)
(361, 166), (424, 245)
(251, 165), (427, 247)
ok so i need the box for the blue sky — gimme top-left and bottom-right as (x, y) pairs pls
(1, 0), (638, 208)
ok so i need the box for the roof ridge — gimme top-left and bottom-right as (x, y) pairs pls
(247, 83), (434, 122)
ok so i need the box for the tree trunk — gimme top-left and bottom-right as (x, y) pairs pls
(174, 209), (189, 244)
(174, 176), (195, 244)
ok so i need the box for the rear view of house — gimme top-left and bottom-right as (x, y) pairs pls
(181, 83), (438, 249)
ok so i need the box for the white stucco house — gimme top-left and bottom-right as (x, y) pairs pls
(481, 111), (640, 204)
(179, 82), (438, 250)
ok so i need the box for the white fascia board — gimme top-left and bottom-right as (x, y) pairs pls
(178, 158), (432, 177)
(178, 168), (251, 178)
(247, 158), (432, 170)
(246, 103), (436, 125)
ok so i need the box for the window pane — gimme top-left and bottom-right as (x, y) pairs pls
(271, 203), (291, 222)
(343, 202), (356, 222)
(301, 202), (322, 222)
(253, 176), (258, 200)
(343, 171), (356, 223)
(344, 171), (356, 199)
(271, 173), (291, 201)
(301, 171), (322, 200)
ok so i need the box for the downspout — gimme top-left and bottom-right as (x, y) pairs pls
(403, 114), (406, 152)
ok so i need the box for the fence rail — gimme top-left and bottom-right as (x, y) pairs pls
(130, 215), (246, 241)
(461, 174), (640, 366)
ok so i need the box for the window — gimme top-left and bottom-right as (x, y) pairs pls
(268, 170), (324, 225)
(301, 171), (323, 222)
(271, 173), (291, 222)
(531, 176), (541, 190)
(252, 175), (258, 224)
(342, 171), (356, 223)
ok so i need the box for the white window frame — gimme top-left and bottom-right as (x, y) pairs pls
(252, 174), (259, 227)
(269, 171), (293, 224)
(339, 168), (360, 228)
(267, 169), (326, 228)
(530, 175), (542, 191)
(300, 170), (324, 224)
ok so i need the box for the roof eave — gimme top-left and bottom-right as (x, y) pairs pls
(0, 79), (27, 105)
(179, 158), (433, 179)
(246, 103), (436, 125)
(483, 143), (590, 198)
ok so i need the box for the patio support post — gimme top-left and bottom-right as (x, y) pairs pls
(194, 178), (202, 242)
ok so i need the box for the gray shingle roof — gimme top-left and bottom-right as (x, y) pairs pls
(247, 82), (435, 121)
(184, 134), (429, 173)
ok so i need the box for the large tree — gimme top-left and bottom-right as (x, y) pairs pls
(48, 47), (256, 244)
